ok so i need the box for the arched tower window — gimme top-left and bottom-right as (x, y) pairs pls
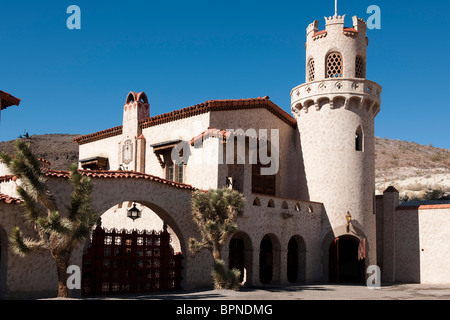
(138, 92), (148, 104)
(355, 126), (364, 152)
(355, 56), (366, 78)
(308, 58), (315, 82)
(126, 92), (135, 104)
(326, 52), (343, 78)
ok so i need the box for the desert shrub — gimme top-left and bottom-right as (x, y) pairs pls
(404, 182), (429, 192)
(430, 152), (447, 162)
(211, 259), (241, 291)
(424, 189), (444, 201)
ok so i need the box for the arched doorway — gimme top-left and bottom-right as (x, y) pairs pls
(329, 236), (365, 283)
(228, 232), (252, 285)
(81, 201), (184, 296)
(287, 236), (306, 283)
(287, 238), (298, 283)
(259, 235), (273, 284)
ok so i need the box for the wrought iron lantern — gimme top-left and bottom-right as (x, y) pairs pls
(345, 211), (352, 232)
(127, 203), (141, 221)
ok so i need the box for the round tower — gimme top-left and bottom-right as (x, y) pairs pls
(291, 14), (382, 281)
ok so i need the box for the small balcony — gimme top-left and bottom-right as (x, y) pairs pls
(291, 78), (382, 116)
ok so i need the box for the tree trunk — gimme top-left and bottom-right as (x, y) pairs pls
(213, 244), (222, 261)
(54, 252), (71, 298)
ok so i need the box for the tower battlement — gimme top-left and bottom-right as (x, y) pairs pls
(304, 14), (370, 84)
(352, 16), (367, 33)
(325, 14), (345, 27)
(306, 20), (319, 36)
(307, 15), (367, 43)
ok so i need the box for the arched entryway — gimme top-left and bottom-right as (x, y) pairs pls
(259, 234), (281, 284)
(287, 236), (306, 283)
(329, 235), (365, 283)
(228, 232), (253, 285)
(81, 201), (184, 296)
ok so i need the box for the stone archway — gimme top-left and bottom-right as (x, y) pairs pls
(321, 225), (369, 284)
(328, 235), (366, 284)
(228, 231), (253, 285)
(259, 234), (281, 284)
(81, 200), (186, 296)
(45, 173), (211, 292)
(287, 235), (306, 283)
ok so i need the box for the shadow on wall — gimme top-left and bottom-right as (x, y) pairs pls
(393, 208), (421, 283)
(295, 131), (310, 201)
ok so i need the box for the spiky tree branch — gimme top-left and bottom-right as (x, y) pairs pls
(1, 140), (97, 298)
(189, 188), (245, 260)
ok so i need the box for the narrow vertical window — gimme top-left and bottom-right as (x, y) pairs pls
(167, 163), (174, 181)
(308, 58), (315, 82)
(326, 52), (343, 78)
(355, 56), (366, 78)
(177, 163), (184, 183)
(355, 126), (364, 152)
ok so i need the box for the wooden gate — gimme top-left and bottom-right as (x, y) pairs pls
(82, 224), (183, 296)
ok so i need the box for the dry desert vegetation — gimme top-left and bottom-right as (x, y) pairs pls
(375, 138), (450, 201)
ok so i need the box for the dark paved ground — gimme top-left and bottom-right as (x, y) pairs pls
(57, 283), (450, 300)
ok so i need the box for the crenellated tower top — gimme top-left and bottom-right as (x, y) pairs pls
(292, 14), (380, 118)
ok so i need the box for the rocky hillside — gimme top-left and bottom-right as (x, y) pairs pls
(375, 138), (450, 200)
(1, 134), (449, 200)
(0, 134), (80, 171)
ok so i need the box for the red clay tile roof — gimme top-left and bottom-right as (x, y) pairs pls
(0, 193), (22, 205)
(343, 27), (358, 34)
(190, 128), (268, 147)
(0, 91), (21, 110)
(38, 158), (51, 166)
(45, 169), (198, 191)
(396, 204), (450, 211)
(74, 97), (296, 145)
(190, 129), (230, 146)
(74, 125), (123, 145)
(0, 175), (15, 183)
(313, 30), (327, 38)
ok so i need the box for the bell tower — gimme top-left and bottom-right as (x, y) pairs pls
(291, 14), (382, 270)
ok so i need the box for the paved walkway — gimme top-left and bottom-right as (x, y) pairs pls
(79, 283), (450, 300)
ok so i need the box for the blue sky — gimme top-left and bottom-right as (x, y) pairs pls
(0, 0), (449, 149)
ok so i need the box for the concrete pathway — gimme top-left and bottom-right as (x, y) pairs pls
(78, 283), (450, 300)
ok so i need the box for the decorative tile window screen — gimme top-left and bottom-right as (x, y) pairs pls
(82, 225), (183, 296)
(326, 52), (343, 78)
(308, 58), (315, 82)
(252, 163), (276, 196)
(355, 56), (366, 78)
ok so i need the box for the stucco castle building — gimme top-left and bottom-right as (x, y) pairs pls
(0, 12), (449, 298)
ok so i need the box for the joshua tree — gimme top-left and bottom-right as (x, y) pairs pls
(188, 187), (245, 289)
(1, 140), (97, 298)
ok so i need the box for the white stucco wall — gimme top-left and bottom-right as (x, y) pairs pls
(0, 203), (57, 299)
(418, 208), (450, 284)
(78, 135), (122, 171)
(393, 206), (450, 284)
(209, 108), (300, 200)
(142, 113), (210, 180)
